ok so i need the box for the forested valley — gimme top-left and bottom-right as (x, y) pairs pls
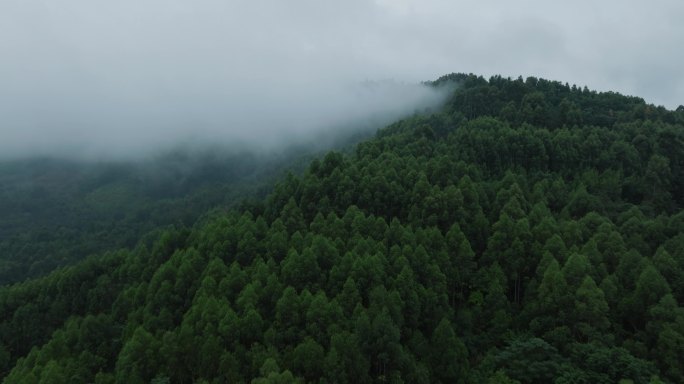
(2, 74), (684, 383)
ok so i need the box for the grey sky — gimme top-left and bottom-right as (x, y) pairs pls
(1, 0), (682, 159)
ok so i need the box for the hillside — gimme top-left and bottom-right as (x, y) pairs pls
(2, 74), (684, 383)
(0, 145), (340, 285)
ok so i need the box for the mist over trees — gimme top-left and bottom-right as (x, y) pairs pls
(1, 74), (684, 383)
(0, 69), (449, 160)
(0, 142), (357, 284)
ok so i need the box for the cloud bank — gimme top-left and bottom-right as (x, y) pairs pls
(1, 0), (682, 159)
(0, 1), (452, 159)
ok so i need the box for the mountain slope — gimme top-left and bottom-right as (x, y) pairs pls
(2, 74), (684, 383)
(0, 145), (338, 284)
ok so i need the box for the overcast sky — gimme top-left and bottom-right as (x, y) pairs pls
(1, 0), (682, 159)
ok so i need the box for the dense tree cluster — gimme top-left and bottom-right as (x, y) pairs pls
(0, 149), (320, 284)
(1, 74), (683, 383)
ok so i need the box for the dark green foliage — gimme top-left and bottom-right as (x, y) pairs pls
(0, 149), (323, 285)
(488, 337), (565, 383)
(2, 74), (684, 383)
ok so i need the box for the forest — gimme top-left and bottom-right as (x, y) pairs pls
(1, 73), (684, 383)
(0, 145), (336, 284)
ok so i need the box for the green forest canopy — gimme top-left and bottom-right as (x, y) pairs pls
(0, 145), (331, 284)
(1, 74), (683, 383)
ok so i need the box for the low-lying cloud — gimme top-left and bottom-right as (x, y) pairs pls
(0, 74), (448, 159)
(1, 0), (682, 160)
(0, 1), (450, 160)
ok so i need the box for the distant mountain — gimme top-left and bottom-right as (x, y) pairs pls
(1, 74), (683, 383)
(0, 146), (329, 284)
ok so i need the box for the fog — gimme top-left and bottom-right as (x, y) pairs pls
(1, 0), (682, 159)
(0, 75), (448, 159)
(0, 1), (451, 160)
